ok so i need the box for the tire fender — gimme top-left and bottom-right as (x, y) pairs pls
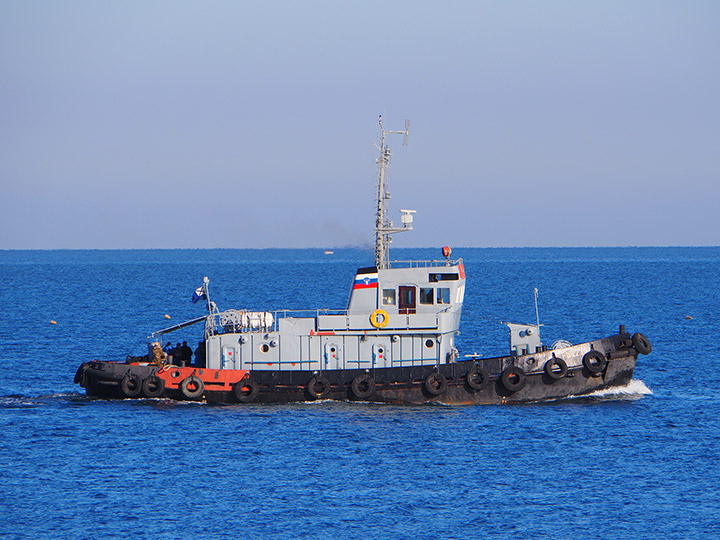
(424, 372), (447, 396)
(501, 366), (527, 392)
(351, 374), (376, 399)
(544, 357), (568, 380)
(582, 350), (607, 373)
(180, 375), (204, 399)
(120, 373), (142, 398)
(142, 374), (165, 398)
(632, 333), (652, 355)
(233, 377), (260, 403)
(307, 375), (331, 399)
(466, 364), (489, 391)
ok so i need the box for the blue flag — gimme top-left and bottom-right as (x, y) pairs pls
(191, 286), (206, 304)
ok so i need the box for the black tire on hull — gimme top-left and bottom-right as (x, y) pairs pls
(632, 333), (652, 355)
(466, 364), (489, 391)
(233, 377), (260, 403)
(180, 375), (204, 399)
(501, 366), (527, 392)
(74, 363), (89, 385)
(351, 374), (376, 399)
(142, 375), (165, 398)
(424, 372), (448, 396)
(120, 373), (142, 397)
(307, 375), (331, 399)
(582, 350), (607, 373)
(544, 357), (568, 380)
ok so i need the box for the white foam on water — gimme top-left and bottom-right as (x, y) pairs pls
(578, 378), (653, 401)
(40, 392), (83, 399)
(0, 396), (43, 408)
(298, 398), (337, 405)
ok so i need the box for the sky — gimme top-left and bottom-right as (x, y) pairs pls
(1, 1), (718, 249)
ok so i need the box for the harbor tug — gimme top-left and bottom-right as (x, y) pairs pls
(75, 118), (651, 405)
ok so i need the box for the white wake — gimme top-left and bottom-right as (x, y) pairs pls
(577, 378), (653, 401)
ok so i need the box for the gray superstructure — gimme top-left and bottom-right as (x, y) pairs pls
(204, 259), (465, 373)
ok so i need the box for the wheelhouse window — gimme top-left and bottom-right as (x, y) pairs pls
(437, 288), (450, 304)
(382, 289), (396, 306)
(430, 273), (459, 282)
(419, 287), (434, 305)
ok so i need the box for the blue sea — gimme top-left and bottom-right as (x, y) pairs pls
(1, 247), (719, 539)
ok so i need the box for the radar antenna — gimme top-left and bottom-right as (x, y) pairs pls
(374, 115), (414, 269)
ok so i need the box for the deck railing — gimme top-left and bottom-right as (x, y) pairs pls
(204, 308), (348, 336)
(387, 258), (462, 269)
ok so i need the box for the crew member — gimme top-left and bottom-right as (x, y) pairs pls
(194, 341), (206, 368)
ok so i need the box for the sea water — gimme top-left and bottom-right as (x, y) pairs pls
(1, 247), (719, 539)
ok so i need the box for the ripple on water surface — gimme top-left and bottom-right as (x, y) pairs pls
(1, 247), (720, 539)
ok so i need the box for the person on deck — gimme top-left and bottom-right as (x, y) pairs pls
(181, 341), (193, 366)
(194, 341), (206, 368)
(171, 343), (182, 365)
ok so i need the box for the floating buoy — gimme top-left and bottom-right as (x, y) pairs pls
(164, 314), (171, 320)
(50, 320), (57, 325)
(685, 315), (693, 320)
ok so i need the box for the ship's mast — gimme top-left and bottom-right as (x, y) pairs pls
(374, 115), (414, 269)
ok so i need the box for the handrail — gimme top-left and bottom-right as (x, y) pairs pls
(204, 304), (458, 337)
(387, 258), (463, 269)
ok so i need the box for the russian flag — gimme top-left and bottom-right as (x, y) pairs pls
(191, 286), (206, 303)
(353, 273), (378, 290)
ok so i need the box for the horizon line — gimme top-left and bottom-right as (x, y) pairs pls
(1, 244), (719, 252)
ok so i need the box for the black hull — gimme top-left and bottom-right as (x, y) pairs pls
(76, 332), (647, 405)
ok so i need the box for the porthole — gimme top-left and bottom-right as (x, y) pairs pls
(425, 339), (435, 349)
(260, 344), (270, 353)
